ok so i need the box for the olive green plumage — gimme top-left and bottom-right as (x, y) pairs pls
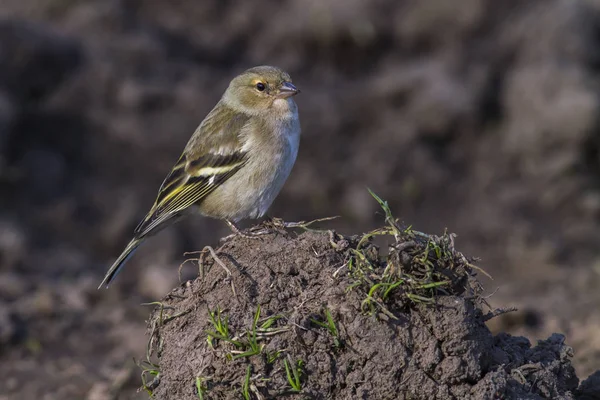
(99, 66), (301, 288)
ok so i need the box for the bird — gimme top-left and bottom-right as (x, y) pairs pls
(98, 65), (301, 289)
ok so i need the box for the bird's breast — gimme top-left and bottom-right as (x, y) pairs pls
(198, 112), (300, 221)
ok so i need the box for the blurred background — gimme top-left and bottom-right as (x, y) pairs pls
(2, 0), (600, 398)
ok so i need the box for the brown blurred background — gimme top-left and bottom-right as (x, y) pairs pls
(1, 0), (600, 398)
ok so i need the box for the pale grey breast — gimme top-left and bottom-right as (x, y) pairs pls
(198, 101), (300, 221)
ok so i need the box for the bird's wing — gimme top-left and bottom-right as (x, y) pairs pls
(134, 103), (250, 237)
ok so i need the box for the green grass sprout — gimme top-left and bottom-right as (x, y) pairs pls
(310, 307), (342, 348)
(241, 366), (251, 400)
(284, 357), (303, 392)
(206, 306), (242, 348)
(195, 376), (207, 399)
(339, 189), (488, 318)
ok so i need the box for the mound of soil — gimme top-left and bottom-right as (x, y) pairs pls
(146, 225), (600, 399)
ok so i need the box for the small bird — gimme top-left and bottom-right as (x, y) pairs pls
(99, 66), (301, 288)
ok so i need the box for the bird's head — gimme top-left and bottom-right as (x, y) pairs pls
(223, 66), (300, 116)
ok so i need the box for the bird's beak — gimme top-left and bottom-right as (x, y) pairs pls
(277, 82), (300, 98)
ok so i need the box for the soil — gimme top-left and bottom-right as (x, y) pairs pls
(147, 227), (599, 399)
(2, 0), (600, 399)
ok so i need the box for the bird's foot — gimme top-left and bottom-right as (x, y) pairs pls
(223, 216), (340, 242)
(264, 216), (340, 230)
(224, 219), (269, 240)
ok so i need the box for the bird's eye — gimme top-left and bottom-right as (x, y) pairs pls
(256, 82), (266, 92)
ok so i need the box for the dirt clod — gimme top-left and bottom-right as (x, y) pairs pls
(146, 226), (598, 399)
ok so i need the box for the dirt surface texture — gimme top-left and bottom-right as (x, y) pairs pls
(146, 220), (600, 399)
(2, 0), (600, 399)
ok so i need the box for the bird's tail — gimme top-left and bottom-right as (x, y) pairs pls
(98, 237), (144, 289)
